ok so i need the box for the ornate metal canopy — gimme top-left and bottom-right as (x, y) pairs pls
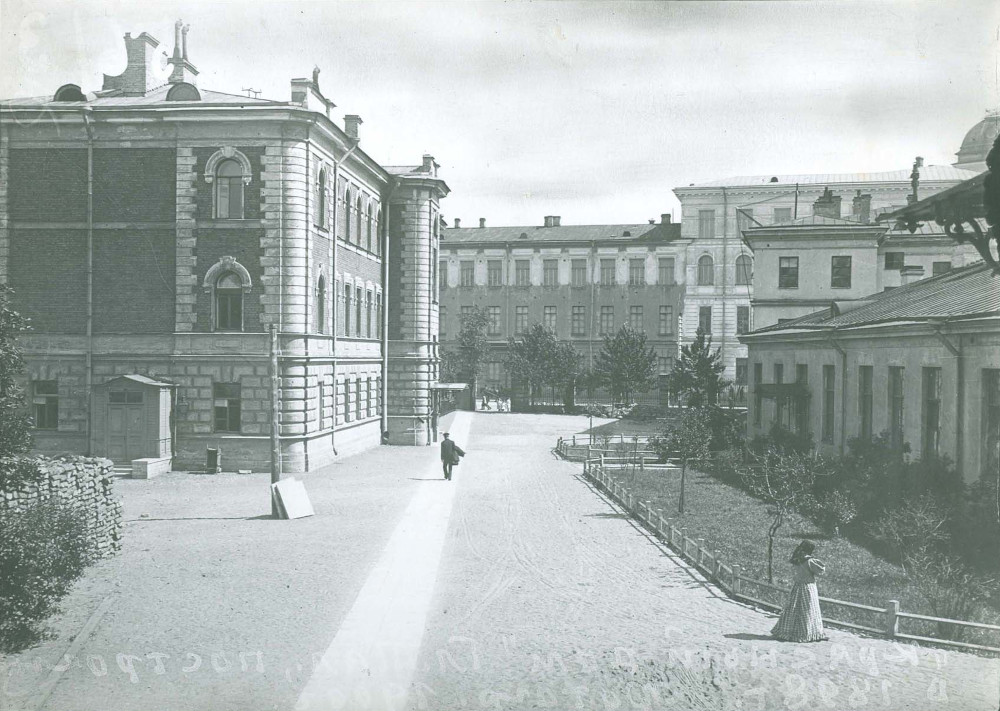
(878, 136), (1000, 274)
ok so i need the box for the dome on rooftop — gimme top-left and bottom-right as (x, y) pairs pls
(954, 111), (1000, 171)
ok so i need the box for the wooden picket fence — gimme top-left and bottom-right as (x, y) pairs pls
(581, 457), (1000, 656)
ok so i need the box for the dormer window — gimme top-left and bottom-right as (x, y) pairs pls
(53, 84), (86, 102)
(166, 82), (201, 101)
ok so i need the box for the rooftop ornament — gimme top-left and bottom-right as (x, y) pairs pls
(880, 139), (1000, 274)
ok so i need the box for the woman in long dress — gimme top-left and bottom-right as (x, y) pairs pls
(771, 540), (828, 642)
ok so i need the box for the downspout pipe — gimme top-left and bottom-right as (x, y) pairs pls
(82, 109), (95, 455)
(330, 136), (360, 455)
(825, 329), (848, 456)
(380, 176), (397, 439)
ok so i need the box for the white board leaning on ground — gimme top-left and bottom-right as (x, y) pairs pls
(272, 478), (315, 519)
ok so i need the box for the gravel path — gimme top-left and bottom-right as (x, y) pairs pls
(407, 413), (1000, 711)
(3, 412), (998, 711)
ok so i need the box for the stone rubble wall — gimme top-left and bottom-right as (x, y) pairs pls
(0, 456), (123, 558)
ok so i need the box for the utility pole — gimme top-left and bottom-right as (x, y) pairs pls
(269, 324), (281, 517)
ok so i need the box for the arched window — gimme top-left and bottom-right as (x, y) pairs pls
(344, 283), (352, 336)
(335, 279), (343, 336)
(698, 255), (714, 286)
(355, 286), (363, 336)
(215, 272), (244, 331)
(376, 292), (383, 339)
(366, 289), (374, 338)
(366, 200), (375, 252)
(356, 194), (364, 248)
(317, 168), (327, 228)
(374, 206), (382, 256)
(316, 275), (326, 333)
(215, 159), (245, 218)
(735, 254), (752, 286)
(345, 188), (354, 243)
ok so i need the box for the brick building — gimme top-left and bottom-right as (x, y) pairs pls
(438, 216), (684, 399)
(0, 23), (448, 472)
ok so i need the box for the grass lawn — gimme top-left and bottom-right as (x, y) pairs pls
(581, 417), (674, 438)
(605, 464), (1000, 647)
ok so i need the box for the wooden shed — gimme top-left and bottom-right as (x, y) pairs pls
(91, 375), (175, 465)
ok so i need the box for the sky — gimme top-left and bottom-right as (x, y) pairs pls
(2, 0), (999, 226)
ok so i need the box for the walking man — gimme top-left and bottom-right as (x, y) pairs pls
(440, 431), (465, 481)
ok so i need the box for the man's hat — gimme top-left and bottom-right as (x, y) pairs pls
(443, 432), (450, 436)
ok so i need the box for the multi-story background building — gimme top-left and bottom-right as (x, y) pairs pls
(0, 23), (447, 472)
(438, 216), (683, 399)
(672, 158), (985, 380)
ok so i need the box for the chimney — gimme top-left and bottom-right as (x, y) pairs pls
(479, 218), (486, 228)
(543, 216), (554, 228)
(166, 20), (199, 85)
(344, 114), (363, 141)
(291, 68), (335, 117)
(422, 154), (438, 176)
(900, 265), (925, 286)
(453, 218), (461, 229)
(101, 31), (161, 96)
(813, 187), (842, 219)
(542, 215), (561, 227)
(661, 213), (672, 224)
(852, 192), (872, 224)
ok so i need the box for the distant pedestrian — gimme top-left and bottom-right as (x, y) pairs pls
(440, 432), (465, 481)
(771, 540), (828, 642)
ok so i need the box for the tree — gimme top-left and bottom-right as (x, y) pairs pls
(651, 407), (712, 514)
(592, 325), (656, 404)
(0, 285), (32, 457)
(454, 306), (492, 401)
(740, 446), (817, 582)
(505, 325), (580, 406)
(667, 328), (727, 407)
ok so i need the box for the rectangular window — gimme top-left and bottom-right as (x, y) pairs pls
(822, 365), (835, 442)
(778, 256), (799, 288)
(599, 306), (614, 335)
(32, 380), (58, 429)
(629, 305), (643, 331)
(487, 260), (503, 286)
(658, 257), (676, 285)
(460, 305), (473, 320)
(698, 306), (712, 334)
(514, 305), (528, 335)
(438, 262), (448, 290)
(658, 305), (674, 336)
(774, 363), (785, 428)
(376, 376), (383, 416)
(213, 382), (241, 433)
(543, 305), (557, 332)
(831, 256), (852, 288)
(628, 258), (645, 285)
(571, 259), (587, 287)
(884, 252), (904, 271)
(698, 210), (715, 239)
(460, 260), (474, 286)
(753, 362), (763, 425)
(984, 369), (1000, 478)
(932, 261), (952, 276)
(439, 305), (446, 339)
(736, 305), (750, 335)
(773, 207), (792, 224)
(355, 377), (363, 420)
(515, 260), (530, 286)
(796, 364), (809, 436)
(366, 290), (374, 338)
(543, 259), (558, 287)
(735, 358), (748, 387)
(888, 366), (905, 449)
(216, 291), (242, 331)
(922, 367), (941, 459)
(486, 362), (501, 382)
(487, 306), (501, 337)
(658, 355), (674, 374)
(600, 258), (615, 286)
(571, 306), (586, 336)
(858, 365), (873, 440)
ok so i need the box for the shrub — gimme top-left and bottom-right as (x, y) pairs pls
(0, 500), (95, 652)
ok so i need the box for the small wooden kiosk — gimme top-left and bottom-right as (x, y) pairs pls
(91, 374), (175, 477)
